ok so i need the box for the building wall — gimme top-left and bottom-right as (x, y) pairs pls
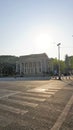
(16, 53), (49, 76)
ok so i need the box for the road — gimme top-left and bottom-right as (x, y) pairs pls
(0, 77), (73, 130)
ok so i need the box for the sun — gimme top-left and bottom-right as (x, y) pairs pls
(34, 30), (52, 50)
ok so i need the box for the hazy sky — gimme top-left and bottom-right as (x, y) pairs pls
(0, 0), (73, 60)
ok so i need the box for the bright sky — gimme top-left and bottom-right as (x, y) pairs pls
(0, 0), (73, 60)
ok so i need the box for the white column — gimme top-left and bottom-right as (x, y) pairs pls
(26, 63), (28, 74)
(33, 62), (35, 74)
(20, 63), (22, 75)
(41, 61), (42, 73)
(44, 60), (47, 72)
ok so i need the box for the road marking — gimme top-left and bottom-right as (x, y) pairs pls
(42, 84), (63, 89)
(41, 91), (56, 94)
(0, 104), (28, 115)
(48, 87), (62, 90)
(27, 88), (47, 92)
(19, 92), (52, 98)
(47, 89), (59, 91)
(0, 91), (20, 99)
(0, 89), (15, 92)
(28, 89), (55, 95)
(11, 95), (46, 102)
(2, 98), (38, 108)
(50, 95), (73, 130)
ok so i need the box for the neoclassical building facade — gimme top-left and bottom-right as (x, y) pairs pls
(16, 53), (49, 76)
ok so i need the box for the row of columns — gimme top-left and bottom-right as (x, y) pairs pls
(16, 59), (48, 76)
(20, 61), (42, 75)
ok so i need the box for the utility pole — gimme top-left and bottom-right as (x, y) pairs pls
(57, 43), (61, 80)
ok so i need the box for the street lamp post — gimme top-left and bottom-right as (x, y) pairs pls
(57, 43), (61, 80)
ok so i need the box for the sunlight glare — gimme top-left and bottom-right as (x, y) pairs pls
(34, 31), (53, 50)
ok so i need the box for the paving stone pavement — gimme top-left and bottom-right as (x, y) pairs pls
(0, 78), (73, 130)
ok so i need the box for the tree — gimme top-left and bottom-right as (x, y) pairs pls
(0, 55), (18, 77)
(65, 54), (73, 74)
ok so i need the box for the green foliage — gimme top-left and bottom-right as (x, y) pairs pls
(60, 60), (66, 73)
(65, 54), (73, 73)
(49, 58), (67, 75)
(0, 55), (18, 64)
(0, 55), (18, 76)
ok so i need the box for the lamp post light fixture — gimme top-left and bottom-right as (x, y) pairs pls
(57, 43), (61, 80)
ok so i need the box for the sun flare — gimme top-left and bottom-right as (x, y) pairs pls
(33, 30), (53, 50)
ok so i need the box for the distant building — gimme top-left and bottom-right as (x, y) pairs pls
(16, 53), (49, 76)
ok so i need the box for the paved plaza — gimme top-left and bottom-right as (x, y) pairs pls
(0, 77), (73, 130)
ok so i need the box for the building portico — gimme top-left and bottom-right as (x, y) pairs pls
(16, 53), (49, 76)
